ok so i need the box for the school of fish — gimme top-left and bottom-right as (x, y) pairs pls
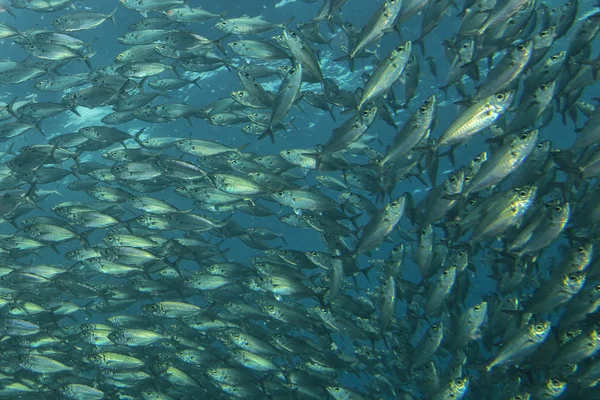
(0, 0), (599, 398)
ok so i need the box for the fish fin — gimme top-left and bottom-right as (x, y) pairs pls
(170, 60), (179, 78)
(413, 37), (425, 56)
(282, 16), (295, 27)
(108, 6), (118, 26)
(5, 5), (15, 18)
(78, 229), (93, 248)
(84, 38), (98, 54)
(333, 54), (355, 72)
(82, 51), (96, 70)
(328, 106), (337, 122)
(258, 127), (275, 143)
(192, 77), (202, 89)
(426, 154), (439, 187)
(6, 96), (18, 119)
(69, 106), (81, 118)
(133, 127), (146, 147)
(215, 34), (231, 56)
(461, 61), (480, 82)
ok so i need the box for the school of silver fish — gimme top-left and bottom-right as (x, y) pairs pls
(0, 0), (599, 398)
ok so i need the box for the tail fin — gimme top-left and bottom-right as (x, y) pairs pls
(108, 6), (118, 26)
(258, 127), (275, 144)
(6, 96), (18, 119)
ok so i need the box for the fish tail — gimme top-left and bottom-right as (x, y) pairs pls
(23, 182), (38, 208)
(82, 51), (96, 70)
(170, 60), (179, 78)
(414, 37), (425, 56)
(192, 77), (202, 89)
(108, 6), (118, 27)
(282, 16), (294, 27)
(328, 106), (336, 122)
(133, 127), (146, 147)
(215, 34), (231, 56)
(333, 54), (355, 72)
(6, 96), (18, 119)
(258, 127), (275, 143)
(5, 5), (15, 18)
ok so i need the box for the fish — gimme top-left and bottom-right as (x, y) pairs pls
(356, 41), (412, 111)
(486, 322), (551, 371)
(52, 7), (117, 32)
(425, 90), (515, 164)
(215, 15), (294, 35)
(260, 61), (303, 142)
(334, 0), (403, 71)
(0, 0), (596, 398)
(354, 195), (406, 255)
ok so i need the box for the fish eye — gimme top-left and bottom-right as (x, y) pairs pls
(568, 274), (577, 281)
(332, 387), (341, 392)
(363, 110), (369, 116)
(220, 21), (227, 26)
(578, 247), (585, 253)
(311, 251), (317, 256)
(540, 30), (548, 37)
(277, 191), (284, 197)
(519, 191), (527, 197)
(474, 305), (481, 311)
(396, 46), (404, 52)
(554, 206), (562, 212)
(232, 41), (238, 46)
(443, 270), (449, 276)
(449, 176), (457, 183)
(419, 106), (427, 113)
(552, 380), (560, 386)
(496, 94), (504, 100)
(289, 68), (296, 74)
(535, 324), (544, 332)
(519, 133), (528, 140)
(391, 201), (398, 207)
(537, 143), (544, 149)
(551, 55), (559, 61)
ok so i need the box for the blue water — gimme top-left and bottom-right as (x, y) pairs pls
(1, 0), (599, 398)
